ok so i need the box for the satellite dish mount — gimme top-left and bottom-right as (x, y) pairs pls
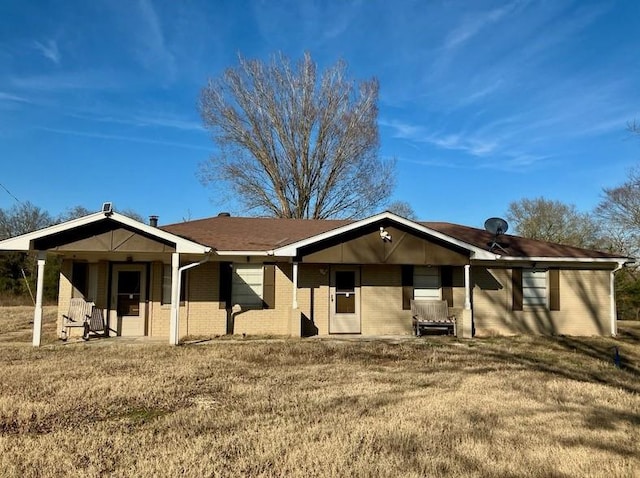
(484, 217), (509, 253)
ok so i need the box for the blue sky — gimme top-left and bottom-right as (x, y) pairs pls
(1, 0), (638, 228)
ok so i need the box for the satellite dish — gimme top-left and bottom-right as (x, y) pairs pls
(484, 217), (509, 253)
(484, 217), (509, 235)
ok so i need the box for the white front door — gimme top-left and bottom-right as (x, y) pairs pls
(330, 268), (361, 334)
(110, 264), (147, 336)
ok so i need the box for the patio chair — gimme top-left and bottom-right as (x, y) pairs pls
(411, 299), (456, 336)
(87, 306), (106, 337)
(61, 298), (93, 341)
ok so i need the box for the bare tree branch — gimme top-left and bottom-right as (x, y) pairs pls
(505, 197), (603, 249)
(199, 52), (394, 219)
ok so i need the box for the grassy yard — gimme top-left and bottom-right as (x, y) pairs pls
(0, 307), (638, 477)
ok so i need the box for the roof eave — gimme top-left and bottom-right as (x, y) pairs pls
(272, 211), (494, 258)
(0, 212), (211, 255)
(476, 256), (632, 265)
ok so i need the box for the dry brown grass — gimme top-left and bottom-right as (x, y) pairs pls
(0, 307), (638, 477)
(0, 306), (58, 343)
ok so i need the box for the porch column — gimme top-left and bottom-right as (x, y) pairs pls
(32, 251), (46, 347)
(464, 264), (471, 310)
(292, 262), (299, 309)
(169, 252), (180, 345)
(610, 268), (618, 336)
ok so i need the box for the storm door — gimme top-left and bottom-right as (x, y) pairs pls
(329, 268), (361, 333)
(109, 264), (147, 336)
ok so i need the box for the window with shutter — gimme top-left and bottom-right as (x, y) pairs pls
(413, 266), (441, 300)
(232, 264), (264, 308)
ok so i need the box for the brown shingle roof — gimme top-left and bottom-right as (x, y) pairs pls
(162, 216), (351, 251)
(161, 216), (624, 259)
(422, 222), (620, 259)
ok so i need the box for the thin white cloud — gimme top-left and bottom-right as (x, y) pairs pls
(67, 112), (204, 131)
(133, 0), (176, 78)
(0, 92), (31, 103)
(9, 70), (123, 91)
(380, 119), (499, 157)
(133, 115), (204, 131)
(33, 39), (61, 64)
(39, 127), (210, 151)
(444, 1), (523, 50)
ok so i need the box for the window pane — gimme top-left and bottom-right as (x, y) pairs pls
(414, 288), (440, 300)
(336, 293), (355, 313)
(232, 264), (263, 306)
(335, 271), (355, 292)
(523, 269), (547, 306)
(118, 271), (140, 294)
(162, 265), (172, 305)
(117, 271), (140, 316)
(72, 262), (89, 298)
(161, 265), (187, 305)
(414, 266), (440, 300)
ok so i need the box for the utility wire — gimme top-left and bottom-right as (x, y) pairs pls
(0, 181), (22, 204)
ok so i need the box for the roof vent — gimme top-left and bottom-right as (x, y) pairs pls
(217, 212), (231, 217)
(149, 215), (159, 227)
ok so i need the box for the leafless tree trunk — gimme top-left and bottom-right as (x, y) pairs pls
(198, 52), (395, 219)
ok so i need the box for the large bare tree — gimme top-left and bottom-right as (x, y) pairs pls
(198, 52), (394, 219)
(596, 167), (640, 256)
(506, 197), (602, 249)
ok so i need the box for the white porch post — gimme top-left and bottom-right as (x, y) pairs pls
(464, 264), (471, 310)
(292, 262), (299, 309)
(610, 270), (617, 336)
(610, 266), (620, 336)
(169, 252), (180, 345)
(32, 251), (46, 347)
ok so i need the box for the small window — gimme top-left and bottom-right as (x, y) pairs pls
(72, 262), (89, 298)
(413, 266), (440, 300)
(161, 264), (187, 305)
(232, 264), (263, 308)
(523, 269), (547, 307)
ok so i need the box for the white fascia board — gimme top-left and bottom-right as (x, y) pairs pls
(214, 250), (270, 256)
(0, 211), (210, 255)
(112, 213), (210, 254)
(0, 212), (106, 251)
(494, 256), (632, 265)
(272, 211), (496, 259)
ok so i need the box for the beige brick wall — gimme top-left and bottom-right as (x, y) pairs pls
(297, 264), (330, 335)
(182, 262), (226, 337)
(146, 261), (297, 339)
(361, 265), (413, 335)
(95, 261), (108, 311)
(148, 261), (170, 337)
(56, 260), (73, 338)
(555, 269), (611, 335)
(452, 266), (466, 308)
(297, 264), (464, 336)
(58, 259), (611, 339)
(232, 263), (293, 335)
(473, 267), (612, 336)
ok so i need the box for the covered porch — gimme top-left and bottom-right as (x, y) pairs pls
(281, 219), (479, 338)
(0, 210), (211, 346)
